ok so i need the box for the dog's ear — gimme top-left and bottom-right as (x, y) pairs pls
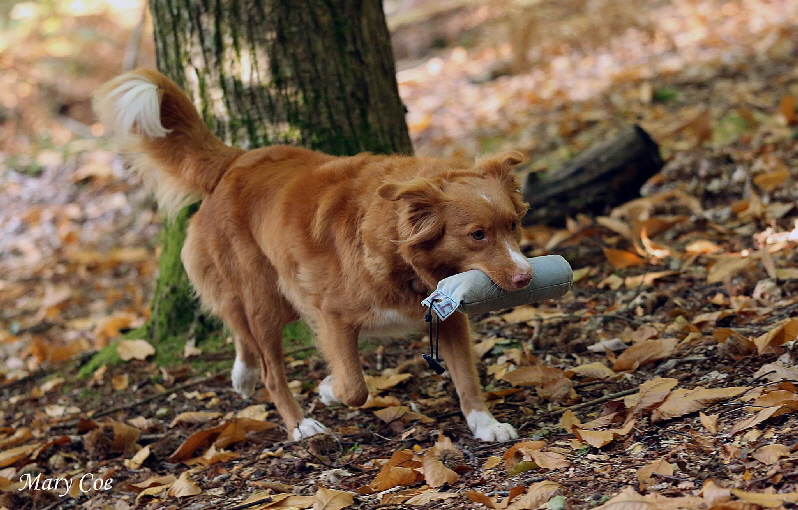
(478, 150), (526, 179)
(377, 178), (444, 203)
(378, 178), (447, 244)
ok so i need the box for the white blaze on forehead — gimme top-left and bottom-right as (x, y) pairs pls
(505, 240), (530, 272)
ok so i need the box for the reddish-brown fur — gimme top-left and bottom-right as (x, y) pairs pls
(94, 69), (532, 439)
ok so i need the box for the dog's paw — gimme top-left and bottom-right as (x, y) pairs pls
(231, 357), (259, 398)
(292, 418), (328, 441)
(466, 410), (519, 442)
(317, 375), (341, 407)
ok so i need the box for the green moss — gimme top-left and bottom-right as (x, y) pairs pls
(78, 340), (122, 378)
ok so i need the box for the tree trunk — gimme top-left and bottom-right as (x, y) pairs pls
(145, 0), (412, 347)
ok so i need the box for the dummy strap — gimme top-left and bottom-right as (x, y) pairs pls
(422, 302), (445, 374)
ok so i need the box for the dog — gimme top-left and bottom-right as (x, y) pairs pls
(94, 69), (533, 441)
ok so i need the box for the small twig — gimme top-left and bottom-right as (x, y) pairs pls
(52, 376), (214, 429)
(535, 388), (639, 421)
(224, 496), (279, 510)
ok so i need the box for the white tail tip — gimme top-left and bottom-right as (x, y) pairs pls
(94, 74), (170, 139)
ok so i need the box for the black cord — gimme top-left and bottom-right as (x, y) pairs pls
(423, 303), (445, 374)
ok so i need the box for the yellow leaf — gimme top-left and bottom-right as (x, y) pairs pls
(124, 445), (151, 470)
(483, 456), (502, 470)
(117, 339), (155, 361)
(111, 374), (129, 391)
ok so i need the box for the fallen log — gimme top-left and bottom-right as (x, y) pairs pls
(522, 124), (664, 226)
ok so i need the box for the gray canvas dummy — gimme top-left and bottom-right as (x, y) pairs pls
(421, 255), (573, 320)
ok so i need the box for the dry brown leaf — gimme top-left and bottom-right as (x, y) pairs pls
(483, 456), (502, 470)
(593, 486), (705, 510)
(502, 366), (567, 387)
(651, 387), (748, 422)
(124, 445), (151, 470)
(565, 362), (616, 380)
(702, 480), (731, 506)
(405, 491), (458, 505)
(169, 422), (228, 463)
(559, 410), (581, 431)
(313, 487), (354, 510)
(237, 404), (270, 421)
(170, 411), (222, 428)
(753, 319), (798, 355)
(423, 434), (460, 488)
(374, 405), (409, 423)
(779, 94), (797, 124)
(707, 255), (756, 283)
(111, 373), (129, 391)
(699, 412), (718, 434)
(637, 458), (674, 491)
(0, 443), (39, 469)
(365, 373), (412, 392)
(506, 480), (561, 510)
(467, 490), (501, 509)
(728, 406), (781, 435)
(110, 420), (141, 453)
(574, 420), (636, 448)
(167, 471), (202, 498)
(117, 339), (155, 361)
(357, 450), (423, 494)
(603, 247), (646, 269)
(626, 377), (679, 412)
(529, 450), (570, 470)
(214, 418), (277, 449)
(754, 169), (790, 192)
(751, 444), (790, 464)
(0, 428), (32, 450)
(612, 338), (678, 372)
(730, 488), (798, 507)
(126, 475), (178, 493)
(361, 395), (402, 409)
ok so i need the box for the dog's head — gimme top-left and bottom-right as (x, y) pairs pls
(378, 151), (532, 291)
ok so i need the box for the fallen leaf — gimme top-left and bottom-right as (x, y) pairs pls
(365, 373), (412, 392)
(110, 420), (141, 454)
(374, 406), (409, 423)
(170, 411), (222, 428)
(626, 377), (679, 412)
(167, 471), (202, 498)
(637, 458), (674, 491)
(507, 480), (561, 510)
(603, 248), (646, 269)
(699, 412), (718, 434)
(729, 406), (781, 435)
(405, 491), (458, 505)
(0, 443), (40, 469)
(214, 418), (277, 449)
(124, 445), (151, 469)
(313, 487), (354, 510)
(529, 450), (570, 470)
(565, 362), (616, 380)
(730, 489), (798, 507)
(112, 374), (129, 391)
(753, 319), (798, 355)
(483, 456), (502, 470)
(612, 338), (678, 371)
(751, 444), (790, 464)
(652, 387), (748, 422)
(702, 480), (731, 506)
(117, 339), (155, 361)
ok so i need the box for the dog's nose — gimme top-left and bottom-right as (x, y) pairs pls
(512, 273), (532, 288)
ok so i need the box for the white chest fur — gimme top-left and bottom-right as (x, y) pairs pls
(360, 307), (423, 339)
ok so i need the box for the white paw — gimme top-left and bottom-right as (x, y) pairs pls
(466, 410), (519, 442)
(292, 418), (328, 441)
(231, 357), (259, 398)
(318, 375), (340, 406)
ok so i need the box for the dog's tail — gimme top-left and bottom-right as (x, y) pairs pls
(93, 69), (243, 217)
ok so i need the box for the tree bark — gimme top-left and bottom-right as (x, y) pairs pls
(145, 0), (412, 345)
(522, 125), (663, 227)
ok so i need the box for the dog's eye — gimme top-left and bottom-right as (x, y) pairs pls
(471, 230), (486, 240)
(511, 221), (517, 231)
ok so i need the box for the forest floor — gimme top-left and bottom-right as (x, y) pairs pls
(2, 0), (798, 509)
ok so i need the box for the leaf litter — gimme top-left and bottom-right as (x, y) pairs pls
(4, 0), (798, 508)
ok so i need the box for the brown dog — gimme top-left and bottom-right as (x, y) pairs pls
(94, 69), (532, 441)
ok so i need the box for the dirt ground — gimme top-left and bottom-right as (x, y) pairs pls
(2, 0), (798, 508)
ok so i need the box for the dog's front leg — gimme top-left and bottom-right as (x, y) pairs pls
(438, 312), (519, 441)
(316, 315), (369, 408)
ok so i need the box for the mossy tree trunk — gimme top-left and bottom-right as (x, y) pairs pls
(145, 0), (413, 349)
